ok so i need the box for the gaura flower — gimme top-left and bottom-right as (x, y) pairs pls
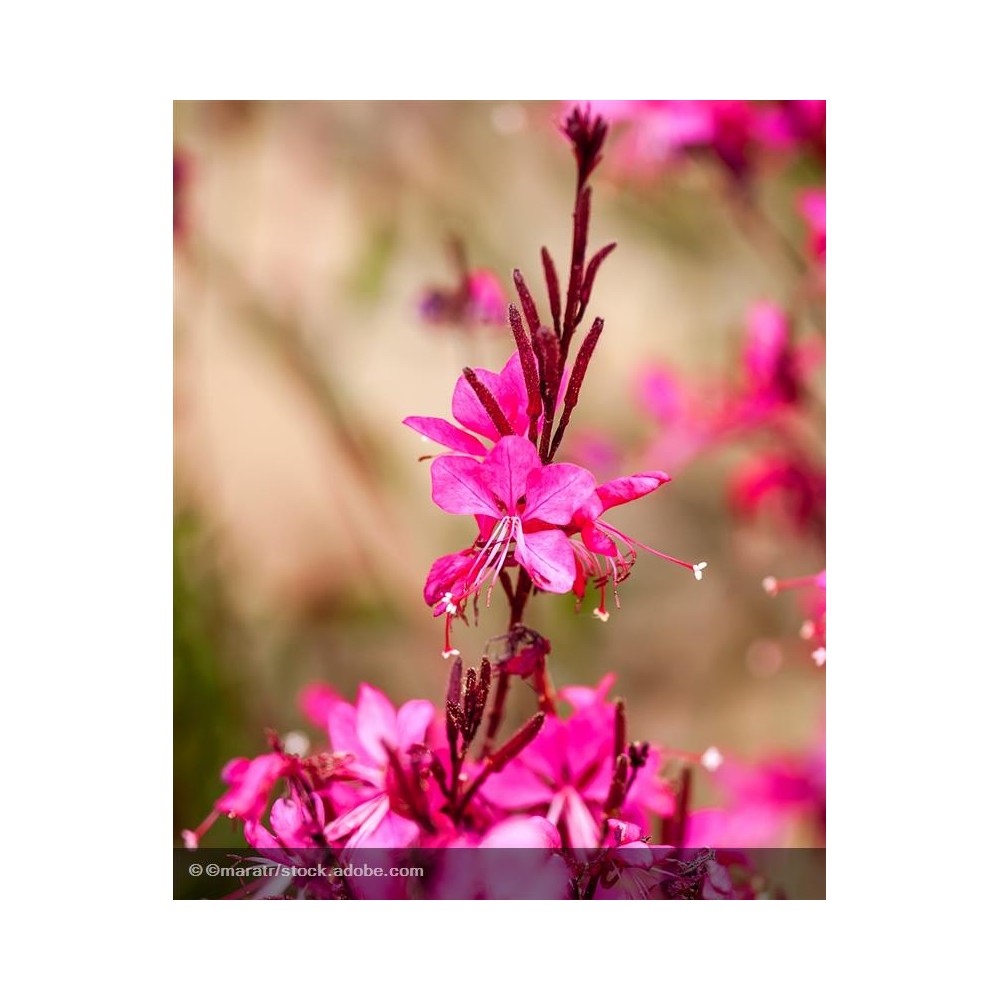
(569, 471), (707, 620)
(322, 684), (436, 849)
(428, 434), (596, 655)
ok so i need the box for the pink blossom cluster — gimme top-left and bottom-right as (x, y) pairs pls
(183, 675), (749, 898)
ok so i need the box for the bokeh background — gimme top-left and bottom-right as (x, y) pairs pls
(173, 100), (825, 848)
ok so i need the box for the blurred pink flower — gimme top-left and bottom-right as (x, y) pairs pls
(686, 745), (826, 848)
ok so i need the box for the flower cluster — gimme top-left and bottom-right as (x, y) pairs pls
(183, 674), (737, 899)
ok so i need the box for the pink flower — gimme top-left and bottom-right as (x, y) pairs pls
(466, 269), (507, 325)
(322, 684), (436, 849)
(428, 435), (597, 654)
(686, 745), (826, 848)
(569, 470), (707, 620)
(730, 452), (826, 540)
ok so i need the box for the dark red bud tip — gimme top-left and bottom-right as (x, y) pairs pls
(561, 105), (609, 190)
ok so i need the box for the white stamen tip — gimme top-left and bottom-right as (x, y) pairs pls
(800, 620), (816, 640)
(762, 576), (778, 596)
(701, 746), (724, 772)
(445, 602), (458, 615)
(442, 648), (461, 659)
(420, 435), (430, 443)
(812, 647), (826, 667)
(181, 830), (199, 850)
(282, 730), (310, 757)
(693, 561), (707, 581)
(592, 608), (610, 622)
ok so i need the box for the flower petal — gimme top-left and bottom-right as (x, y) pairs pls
(430, 455), (499, 516)
(514, 524), (577, 593)
(394, 699), (436, 751)
(595, 471), (672, 512)
(480, 435), (540, 514)
(402, 415), (488, 457)
(523, 462), (597, 524)
(356, 684), (399, 763)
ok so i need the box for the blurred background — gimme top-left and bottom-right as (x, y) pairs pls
(174, 100), (825, 848)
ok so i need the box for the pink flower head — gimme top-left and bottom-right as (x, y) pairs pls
(569, 470), (707, 621)
(322, 684), (437, 849)
(428, 435), (597, 655)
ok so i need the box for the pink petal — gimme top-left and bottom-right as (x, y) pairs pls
(394, 699), (436, 751)
(514, 524), (578, 593)
(327, 701), (366, 761)
(430, 454), (499, 516)
(423, 548), (479, 607)
(595, 471), (671, 512)
(402, 415), (488, 457)
(493, 351), (532, 435)
(325, 795), (386, 845)
(480, 816), (562, 849)
(479, 435), (540, 514)
(451, 352), (531, 440)
(479, 758), (554, 810)
(559, 673), (618, 711)
(298, 682), (341, 728)
(356, 684), (399, 763)
(523, 462), (597, 524)
(581, 519), (617, 556)
(559, 787), (601, 849)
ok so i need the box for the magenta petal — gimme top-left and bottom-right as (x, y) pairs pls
(394, 699), (435, 751)
(451, 366), (506, 440)
(523, 462), (597, 524)
(493, 351), (531, 435)
(479, 758), (553, 810)
(480, 816), (562, 849)
(430, 455), (499, 516)
(581, 520), (617, 556)
(356, 684), (399, 763)
(423, 548), (478, 607)
(480, 436), (540, 513)
(595, 471), (672, 512)
(514, 525), (577, 593)
(560, 787), (601, 848)
(325, 795), (386, 845)
(327, 701), (366, 762)
(299, 682), (341, 728)
(402, 415), (488, 457)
